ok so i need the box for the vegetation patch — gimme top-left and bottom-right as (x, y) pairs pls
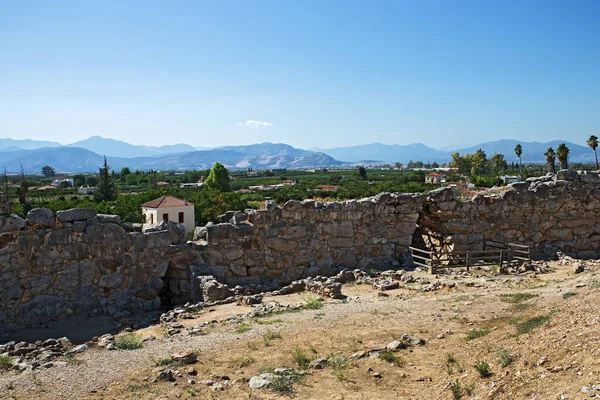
(445, 353), (464, 375)
(497, 348), (516, 367)
(252, 318), (284, 325)
(465, 329), (490, 341)
(114, 333), (143, 350)
(563, 291), (577, 300)
(153, 357), (185, 368)
(514, 315), (550, 336)
(450, 380), (463, 400)
(473, 360), (492, 378)
(302, 295), (325, 310)
(235, 323), (252, 334)
(263, 329), (282, 346)
(230, 356), (255, 368)
(378, 350), (403, 365)
(0, 354), (13, 370)
(498, 293), (537, 303)
(292, 348), (312, 369)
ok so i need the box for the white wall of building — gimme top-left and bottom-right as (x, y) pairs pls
(142, 205), (195, 234)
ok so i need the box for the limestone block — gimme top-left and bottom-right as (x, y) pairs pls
(27, 208), (55, 228)
(0, 215), (26, 232)
(56, 208), (96, 222)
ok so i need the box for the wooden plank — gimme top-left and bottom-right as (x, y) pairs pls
(413, 261), (431, 268)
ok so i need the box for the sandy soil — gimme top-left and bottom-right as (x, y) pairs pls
(1, 261), (599, 400)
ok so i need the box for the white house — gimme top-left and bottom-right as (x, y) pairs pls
(141, 195), (195, 234)
(51, 178), (74, 187)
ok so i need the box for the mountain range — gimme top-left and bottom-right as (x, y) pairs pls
(0, 136), (596, 173)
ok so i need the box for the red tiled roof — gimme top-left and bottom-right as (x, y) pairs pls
(141, 195), (193, 208)
(426, 173), (442, 176)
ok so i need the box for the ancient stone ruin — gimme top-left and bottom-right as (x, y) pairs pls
(1, 170), (599, 337)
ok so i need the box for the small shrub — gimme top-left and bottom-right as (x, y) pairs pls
(114, 333), (143, 350)
(473, 360), (491, 378)
(303, 296), (324, 310)
(153, 357), (184, 368)
(292, 348), (311, 369)
(450, 380), (462, 400)
(498, 293), (537, 303)
(464, 383), (474, 396)
(252, 318), (284, 325)
(465, 329), (490, 341)
(445, 353), (464, 374)
(563, 291), (577, 300)
(263, 329), (282, 346)
(127, 383), (149, 392)
(590, 279), (600, 289)
(327, 353), (348, 381)
(0, 354), (13, 370)
(235, 323), (252, 334)
(271, 375), (294, 395)
(378, 350), (403, 365)
(515, 315), (550, 336)
(497, 348), (516, 367)
(446, 353), (457, 364)
(247, 342), (259, 351)
(230, 356), (255, 368)
(327, 353), (347, 370)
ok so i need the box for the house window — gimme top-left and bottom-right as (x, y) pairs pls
(149, 214), (154, 224)
(163, 213), (169, 222)
(179, 212), (184, 223)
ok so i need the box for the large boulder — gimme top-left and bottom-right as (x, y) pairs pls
(27, 208), (55, 228)
(198, 276), (234, 302)
(96, 214), (121, 224)
(0, 214), (26, 232)
(56, 208), (96, 222)
(143, 220), (186, 244)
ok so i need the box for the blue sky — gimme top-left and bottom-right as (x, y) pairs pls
(1, 0), (599, 149)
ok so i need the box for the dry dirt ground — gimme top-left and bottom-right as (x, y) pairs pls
(2, 260), (600, 400)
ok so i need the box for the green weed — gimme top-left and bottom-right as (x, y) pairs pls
(114, 333), (143, 350)
(515, 315), (550, 335)
(473, 360), (492, 378)
(465, 329), (490, 341)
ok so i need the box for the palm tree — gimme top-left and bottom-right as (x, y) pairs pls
(513, 144), (523, 177)
(556, 143), (570, 170)
(587, 135), (599, 170)
(544, 147), (556, 173)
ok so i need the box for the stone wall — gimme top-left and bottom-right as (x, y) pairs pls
(3, 170), (600, 336)
(0, 209), (196, 336)
(163, 193), (424, 302)
(420, 170), (600, 259)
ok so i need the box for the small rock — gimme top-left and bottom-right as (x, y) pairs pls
(386, 340), (406, 350)
(172, 351), (197, 365)
(157, 370), (175, 382)
(66, 344), (88, 355)
(249, 374), (272, 389)
(309, 358), (328, 370)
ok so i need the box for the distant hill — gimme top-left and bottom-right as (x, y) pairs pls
(219, 142), (312, 157)
(1, 147), (107, 173)
(316, 143), (450, 163)
(1, 143), (343, 173)
(67, 136), (197, 158)
(318, 140), (596, 165)
(453, 139), (595, 164)
(0, 138), (62, 150)
(2, 135), (596, 173)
